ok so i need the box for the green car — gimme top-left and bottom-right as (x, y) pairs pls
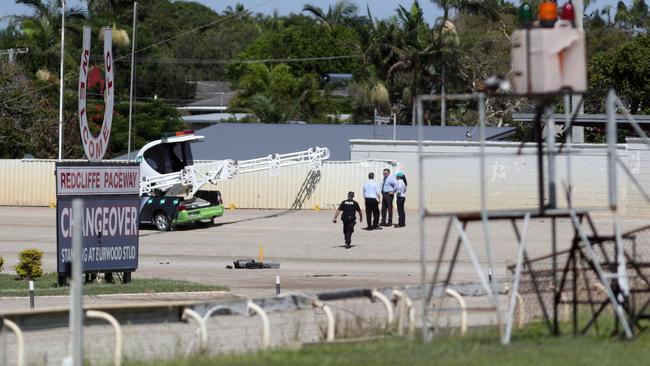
(140, 191), (224, 231)
(174, 196), (225, 226)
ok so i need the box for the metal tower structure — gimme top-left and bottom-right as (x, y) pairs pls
(416, 90), (650, 344)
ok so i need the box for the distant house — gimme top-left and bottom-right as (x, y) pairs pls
(180, 123), (517, 161)
(178, 81), (237, 114)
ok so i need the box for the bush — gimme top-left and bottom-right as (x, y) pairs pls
(0, 255), (4, 271)
(15, 249), (43, 279)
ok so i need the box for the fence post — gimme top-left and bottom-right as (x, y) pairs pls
(391, 290), (414, 336)
(446, 289), (468, 335)
(3, 319), (24, 366)
(313, 300), (335, 341)
(248, 301), (270, 349)
(516, 292), (525, 329)
(86, 310), (122, 366)
(182, 308), (207, 354)
(372, 290), (394, 328)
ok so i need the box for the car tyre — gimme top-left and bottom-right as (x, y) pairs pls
(154, 212), (170, 231)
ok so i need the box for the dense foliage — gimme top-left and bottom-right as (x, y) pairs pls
(15, 248), (44, 280)
(1, 0), (650, 157)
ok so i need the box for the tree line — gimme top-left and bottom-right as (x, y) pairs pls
(1, 0), (649, 158)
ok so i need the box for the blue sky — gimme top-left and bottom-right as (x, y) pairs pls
(0, 0), (629, 28)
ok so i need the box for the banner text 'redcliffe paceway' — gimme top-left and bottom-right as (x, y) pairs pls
(57, 166), (139, 195)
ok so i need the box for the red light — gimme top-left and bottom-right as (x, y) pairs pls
(174, 130), (195, 137)
(560, 2), (576, 23)
(178, 204), (187, 211)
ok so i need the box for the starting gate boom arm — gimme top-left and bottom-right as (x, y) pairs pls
(139, 147), (329, 197)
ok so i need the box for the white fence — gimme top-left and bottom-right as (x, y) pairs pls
(0, 159), (397, 210)
(351, 139), (650, 214)
(3, 138), (650, 214)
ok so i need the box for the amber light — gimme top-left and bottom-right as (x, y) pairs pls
(539, 1), (558, 27)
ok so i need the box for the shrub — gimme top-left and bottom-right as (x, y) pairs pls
(15, 249), (43, 279)
(0, 255), (4, 271)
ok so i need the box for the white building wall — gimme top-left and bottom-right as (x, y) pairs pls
(0, 159), (57, 206)
(350, 139), (633, 213)
(203, 160), (397, 209)
(2, 138), (649, 215)
(0, 160), (396, 210)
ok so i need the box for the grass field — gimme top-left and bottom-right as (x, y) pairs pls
(129, 325), (650, 366)
(0, 273), (228, 296)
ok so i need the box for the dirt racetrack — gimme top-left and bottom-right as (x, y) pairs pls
(2, 206), (650, 306)
(3, 206), (650, 365)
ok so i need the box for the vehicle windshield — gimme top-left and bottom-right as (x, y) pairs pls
(143, 142), (194, 174)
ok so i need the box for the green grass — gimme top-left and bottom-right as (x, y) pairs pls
(0, 273), (228, 297)
(127, 325), (650, 366)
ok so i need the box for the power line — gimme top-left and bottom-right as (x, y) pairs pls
(128, 0), (277, 59)
(122, 55), (360, 65)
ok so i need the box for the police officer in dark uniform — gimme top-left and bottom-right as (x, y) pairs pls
(333, 191), (363, 248)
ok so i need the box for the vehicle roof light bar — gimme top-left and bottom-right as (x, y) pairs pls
(161, 130), (195, 138)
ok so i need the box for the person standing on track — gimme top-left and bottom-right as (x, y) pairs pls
(333, 191), (363, 248)
(380, 168), (397, 227)
(395, 172), (407, 228)
(362, 172), (381, 230)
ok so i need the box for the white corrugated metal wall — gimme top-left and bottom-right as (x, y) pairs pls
(3, 138), (650, 215)
(0, 159), (57, 206)
(0, 160), (397, 209)
(203, 160), (398, 209)
(350, 140), (633, 213)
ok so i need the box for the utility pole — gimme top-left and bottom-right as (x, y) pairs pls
(571, 0), (585, 143)
(58, 0), (66, 161)
(0, 48), (29, 63)
(66, 198), (84, 366)
(127, 2), (138, 160)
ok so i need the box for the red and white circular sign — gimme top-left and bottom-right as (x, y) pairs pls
(78, 26), (114, 162)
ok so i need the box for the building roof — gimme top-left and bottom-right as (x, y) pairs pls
(183, 113), (249, 123)
(192, 81), (234, 99)
(181, 123), (516, 161)
(512, 113), (650, 126)
(179, 81), (237, 112)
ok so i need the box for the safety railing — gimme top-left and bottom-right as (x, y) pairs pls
(1, 281), (506, 363)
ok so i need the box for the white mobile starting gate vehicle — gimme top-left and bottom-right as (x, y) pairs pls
(135, 130), (330, 230)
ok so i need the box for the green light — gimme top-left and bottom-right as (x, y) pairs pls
(518, 2), (534, 26)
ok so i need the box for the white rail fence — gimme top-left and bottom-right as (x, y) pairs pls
(1, 283), (500, 366)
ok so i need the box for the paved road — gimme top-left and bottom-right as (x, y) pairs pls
(2, 206), (649, 305)
(2, 206), (649, 365)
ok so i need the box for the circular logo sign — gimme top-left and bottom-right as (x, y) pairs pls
(78, 26), (114, 162)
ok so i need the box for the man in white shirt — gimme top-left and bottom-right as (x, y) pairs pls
(380, 168), (397, 226)
(362, 172), (381, 230)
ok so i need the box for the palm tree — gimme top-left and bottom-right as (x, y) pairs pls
(428, 0), (501, 124)
(256, 9), (284, 32)
(86, 0), (133, 14)
(222, 3), (252, 21)
(614, 0), (649, 31)
(302, 0), (359, 28)
(11, 0), (85, 73)
(387, 1), (439, 122)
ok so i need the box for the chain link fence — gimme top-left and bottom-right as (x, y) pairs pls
(509, 225), (650, 328)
